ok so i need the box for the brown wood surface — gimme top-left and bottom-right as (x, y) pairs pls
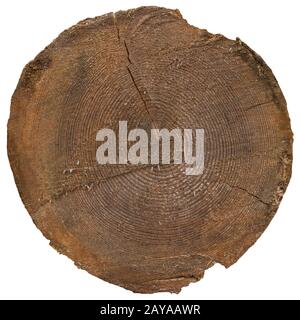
(7, 6), (293, 293)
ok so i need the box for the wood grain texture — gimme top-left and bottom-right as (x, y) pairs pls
(8, 6), (293, 293)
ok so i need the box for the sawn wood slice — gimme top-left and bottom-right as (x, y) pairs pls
(7, 6), (293, 293)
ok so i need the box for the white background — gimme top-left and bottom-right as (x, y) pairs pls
(0, 0), (299, 300)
